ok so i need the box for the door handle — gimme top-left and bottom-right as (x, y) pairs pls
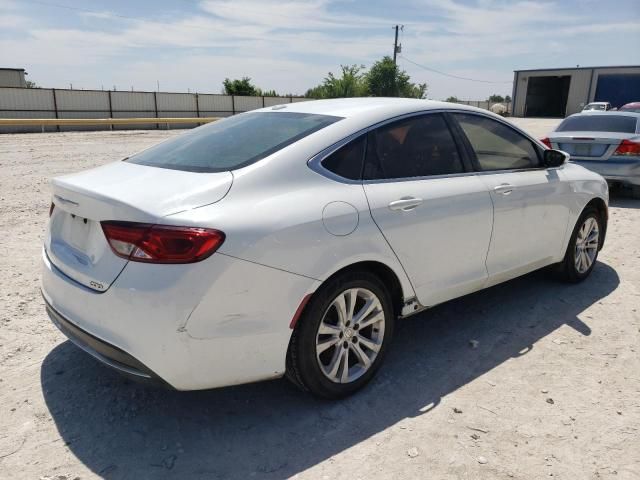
(388, 197), (423, 212)
(493, 184), (515, 195)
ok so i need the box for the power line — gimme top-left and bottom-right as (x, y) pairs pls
(400, 55), (513, 84)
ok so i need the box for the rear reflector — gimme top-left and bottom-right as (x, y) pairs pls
(540, 137), (552, 149)
(613, 139), (640, 156)
(290, 293), (313, 329)
(101, 221), (225, 264)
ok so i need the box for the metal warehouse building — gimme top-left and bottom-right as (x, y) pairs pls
(0, 68), (27, 88)
(512, 65), (640, 117)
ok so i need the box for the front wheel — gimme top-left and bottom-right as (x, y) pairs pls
(556, 207), (602, 282)
(286, 272), (394, 399)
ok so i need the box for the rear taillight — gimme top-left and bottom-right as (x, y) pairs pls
(540, 137), (552, 149)
(613, 139), (640, 156)
(101, 221), (225, 264)
(49, 202), (55, 217)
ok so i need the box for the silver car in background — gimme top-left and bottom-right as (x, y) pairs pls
(542, 112), (640, 197)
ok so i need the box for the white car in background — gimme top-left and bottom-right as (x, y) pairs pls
(42, 98), (608, 398)
(583, 102), (612, 112)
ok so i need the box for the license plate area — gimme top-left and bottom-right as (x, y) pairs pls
(49, 208), (106, 265)
(60, 213), (96, 254)
(560, 143), (608, 158)
(46, 208), (127, 291)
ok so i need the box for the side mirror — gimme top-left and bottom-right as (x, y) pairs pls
(543, 149), (568, 168)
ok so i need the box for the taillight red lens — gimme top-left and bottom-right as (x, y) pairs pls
(101, 221), (225, 264)
(613, 139), (640, 156)
(49, 202), (55, 217)
(540, 137), (552, 149)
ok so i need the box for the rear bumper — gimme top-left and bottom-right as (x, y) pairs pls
(571, 158), (640, 186)
(45, 296), (170, 387)
(41, 247), (318, 390)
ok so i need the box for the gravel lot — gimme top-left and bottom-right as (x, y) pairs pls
(0, 118), (639, 480)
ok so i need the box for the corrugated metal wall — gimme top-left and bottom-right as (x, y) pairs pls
(0, 70), (27, 88)
(0, 87), (306, 133)
(1, 87), (515, 132)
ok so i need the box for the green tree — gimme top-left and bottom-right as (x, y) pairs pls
(505, 95), (512, 103)
(366, 56), (427, 98)
(25, 80), (38, 88)
(305, 64), (368, 99)
(488, 94), (505, 103)
(445, 96), (459, 103)
(222, 77), (260, 96)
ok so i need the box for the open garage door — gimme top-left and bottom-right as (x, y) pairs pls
(524, 76), (571, 117)
(595, 74), (640, 109)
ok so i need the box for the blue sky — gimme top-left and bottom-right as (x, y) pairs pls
(1, 0), (639, 99)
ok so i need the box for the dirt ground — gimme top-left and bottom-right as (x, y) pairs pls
(0, 119), (638, 480)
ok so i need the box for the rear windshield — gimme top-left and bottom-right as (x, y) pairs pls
(557, 115), (638, 133)
(126, 112), (342, 172)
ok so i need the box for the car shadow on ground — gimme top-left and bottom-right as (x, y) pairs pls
(41, 262), (619, 479)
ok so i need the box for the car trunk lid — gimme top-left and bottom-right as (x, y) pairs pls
(45, 161), (233, 291)
(549, 131), (635, 160)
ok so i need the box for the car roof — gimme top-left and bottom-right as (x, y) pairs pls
(260, 97), (489, 120)
(621, 102), (640, 108)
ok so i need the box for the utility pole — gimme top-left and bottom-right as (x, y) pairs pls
(392, 25), (403, 65)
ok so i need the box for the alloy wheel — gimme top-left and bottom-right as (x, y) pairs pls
(315, 288), (385, 384)
(574, 216), (599, 274)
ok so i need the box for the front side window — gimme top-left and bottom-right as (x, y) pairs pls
(364, 113), (464, 180)
(453, 114), (540, 171)
(127, 112), (342, 172)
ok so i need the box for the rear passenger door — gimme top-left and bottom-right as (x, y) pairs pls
(451, 113), (571, 284)
(363, 112), (494, 307)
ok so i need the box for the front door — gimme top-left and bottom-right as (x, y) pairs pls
(451, 112), (571, 284)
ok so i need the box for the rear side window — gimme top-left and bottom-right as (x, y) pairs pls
(321, 136), (365, 180)
(454, 114), (540, 171)
(556, 115), (638, 133)
(364, 113), (464, 180)
(126, 112), (342, 172)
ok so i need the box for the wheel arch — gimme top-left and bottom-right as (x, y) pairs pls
(584, 196), (608, 250)
(294, 260), (410, 327)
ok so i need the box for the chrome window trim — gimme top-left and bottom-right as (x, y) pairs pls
(307, 108), (551, 185)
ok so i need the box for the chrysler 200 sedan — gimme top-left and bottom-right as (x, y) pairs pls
(42, 98), (608, 398)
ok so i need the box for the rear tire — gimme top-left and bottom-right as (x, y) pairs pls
(556, 207), (602, 283)
(286, 271), (395, 399)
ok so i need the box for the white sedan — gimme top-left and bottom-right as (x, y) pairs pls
(42, 98), (608, 398)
